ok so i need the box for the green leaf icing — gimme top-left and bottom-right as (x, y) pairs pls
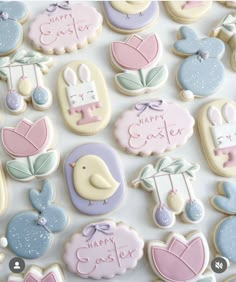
(146, 66), (168, 87)
(7, 160), (32, 180)
(116, 73), (143, 91)
(34, 151), (57, 176)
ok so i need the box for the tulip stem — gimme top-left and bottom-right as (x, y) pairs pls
(138, 69), (145, 86)
(27, 156), (34, 175)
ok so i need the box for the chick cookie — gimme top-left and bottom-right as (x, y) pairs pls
(64, 143), (126, 215)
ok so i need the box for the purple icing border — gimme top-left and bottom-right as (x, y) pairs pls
(103, 1), (159, 31)
(64, 143), (126, 215)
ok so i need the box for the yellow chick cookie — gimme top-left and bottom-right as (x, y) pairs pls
(71, 155), (119, 204)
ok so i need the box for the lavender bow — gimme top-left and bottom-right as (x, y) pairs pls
(37, 216), (51, 233)
(47, 1), (71, 13)
(82, 223), (113, 241)
(135, 100), (163, 116)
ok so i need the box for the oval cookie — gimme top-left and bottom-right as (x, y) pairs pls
(64, 143), (126, 215)
(198, 99), (236, 177)
(57, 61), (111, 135)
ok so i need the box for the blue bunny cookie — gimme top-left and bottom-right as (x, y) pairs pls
(0, 1), (28, 56)
(4, 180), (68, 259)
(211, 182), (236, 263)
(173, 26), (225, 101)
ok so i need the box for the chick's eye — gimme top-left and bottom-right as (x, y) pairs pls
(82, 166), (86, 169)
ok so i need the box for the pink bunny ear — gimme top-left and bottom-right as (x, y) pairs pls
(207, 106), (222, 125)
(222, 103), (236, 123)
(78, 64), (90, 83)
(63, 67), (77, 86)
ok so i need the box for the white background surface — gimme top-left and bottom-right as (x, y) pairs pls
(0, 1), (236, 281)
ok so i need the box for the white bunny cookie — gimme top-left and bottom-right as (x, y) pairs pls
(211, 13), (236, 72)
(173, 26), (225, 101)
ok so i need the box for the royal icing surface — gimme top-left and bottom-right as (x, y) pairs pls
(110, 34), (168, 96)
(28, 3), (102, 54)
(198, 99), (236, 177)
(114, 99), (194, 156)
(0, 1), (28, 55)
(1, 117), (59, 181)
(0, 50), (53, 113)
(6, 181), (68, 259)
(64, 143), (126, 215)
(63, 220), (144, 279)
(132, 157), (204, 228)
(57, 61), (111, 135)
(173, 26), (225, 100)
(103, 1), (159, 33)
(148, 232), (210, 282)
(7, 264), (64, 282)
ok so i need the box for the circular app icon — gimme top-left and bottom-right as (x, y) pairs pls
(211, 256), (228, 274)
(9, 257), (25, 273)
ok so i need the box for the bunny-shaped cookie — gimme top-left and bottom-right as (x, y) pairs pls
(173, 26), (225, 101)
(3, 180), (68, 259)
(211, 182), (236, 263)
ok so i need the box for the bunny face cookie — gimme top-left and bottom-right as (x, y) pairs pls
(4, 181), (68, 259)
(64, 143), (126, 216)
(173, 26), (225, 101)
(110, 34), (168, 96)
(57, 61), (111, 135)
(198, 99), (236, 177)
(0, 1), (28, 56)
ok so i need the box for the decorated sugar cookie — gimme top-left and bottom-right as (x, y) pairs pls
(148, 231), (210, 282)
(0, 50), (53, 114)
(110, 34), (168, 96)
(114, 99), (194, 156)
(173, 26), (225, 101)
(102, 1), (159, 34)
(211, 182), (236, 263)
(57, 61), (111, 135)
(164, 1), (212, 24)
(7, 264), (65, 282)
(0, 163), (7, 217)
(28, 2), (102, 54)
(211, 13), (236, 72)
(2, 181), (68, 259)
(63, 220), (144, 279)
(2, 117), (60, 181)
(132, 157), (204, 228)
(198, 99), (236, 177)
(64, 143), (126, 215)
(0, 1), (28, 56)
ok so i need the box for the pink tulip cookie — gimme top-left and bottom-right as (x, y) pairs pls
(1, 117), (59, 181)
(57, 61), (111, 135)
(198, 99), (236, 177)
(132, 157), (204, 228)
(147, 231), (210, 282)
(7, 264), (64, 282)
(110, 34), (168, 96)
(0, 50), (53, 114)
(28, 2), (102, 54)
(114, 99), (194, 156)
(63, 220), (144, 279)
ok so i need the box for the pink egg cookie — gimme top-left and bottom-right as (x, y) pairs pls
(110, 33), (168, 96)
(147, 231), (211, 282)
(63, 220), (144, 279)
(28, 2), (103, 54)
(114, 99), (194, 156)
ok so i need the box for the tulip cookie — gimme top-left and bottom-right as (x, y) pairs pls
(132, 157), (204, 228)
(211, 13), (236, 72)
(147, 231), (210, 282)
(28, 2), (102, 54)
(2, 181), (68, 259)
(7, 264), (65, 281)
(173, 26), (225, 101)
(1, 117), (60, 181)
(0, 50), (53, 114)
(164, 1), (212, 24)
(110, 34), (168, 96)
(57, 61), (111, 135)
(64, 143), (126, 215)
(63, 220), (144, 279)
(114, 99), (194, 156)
(0, 1), (28, 56)
(198, 99), (236, 177)
(102, 1), (159, 34)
